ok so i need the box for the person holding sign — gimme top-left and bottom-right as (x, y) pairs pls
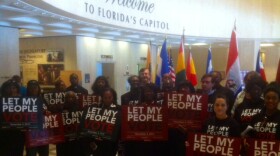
(167, 80), (196, 156)
(202, 94), (241, 137)
(176, 80), (195, 94)
(210, 71), (235, 115)
(44, 80), (66, 113)
(121, 75), (142, 105)
(197, 74), (216, 117)
(87, 87), (121, 156)
(91, 76), (110, 96)
(124, 84), (167, 156)
(66, 73), (88, 95)
(233, 77), (266, 132)
(0, 79), (24, 156)
(25, 80), (49, 156)
(248, 82), (280, 140)
(54, 79), (66, 92)
(56, 91), (84, 156)
(185, 94), (241, 155)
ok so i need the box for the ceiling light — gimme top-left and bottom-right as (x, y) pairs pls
(126, 35), (139, 38)
(79, 28), (99, 33)
(192, 43), (208, 46)
(51, 29), (72, 34)
(9, 17), (40, 24)
(103, 31), (121, 36)
(47, 23), (72, 29)
(0, 21), (10, 26)
(21, 31), (43, 36)
(260, 43), (275, 47)
(19, 25), (43, 30)
(22, 34), (33, 37)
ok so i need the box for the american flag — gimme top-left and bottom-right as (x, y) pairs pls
(168, 50), (176, 82)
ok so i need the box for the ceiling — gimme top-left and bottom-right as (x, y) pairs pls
(0, 0), (279, 47)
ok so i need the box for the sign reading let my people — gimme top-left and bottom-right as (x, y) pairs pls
(0, 97), (43, 129)
(165, 92), (208, 131)
(121, 105), (168, 141)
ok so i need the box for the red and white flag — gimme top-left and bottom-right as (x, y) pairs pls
(225, 24), (242, 95)
(256, 50), (266, 81)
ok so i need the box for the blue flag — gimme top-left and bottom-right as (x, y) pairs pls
(156, 39), (170, 87)
(206, 47), (213, 74)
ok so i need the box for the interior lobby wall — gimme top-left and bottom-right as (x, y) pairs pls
(76, 36), (148, 100)
(261, 46), (280, 83)
(0, 26), (19, 85)
(19, 35), (280, 96)
(19, 36), (77, 85)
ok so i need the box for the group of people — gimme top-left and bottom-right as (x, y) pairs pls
(0, 68), (280, 156)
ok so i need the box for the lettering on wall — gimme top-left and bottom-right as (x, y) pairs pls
(84, 0), (169, 30)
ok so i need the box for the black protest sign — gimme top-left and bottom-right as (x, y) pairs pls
(26, 113), (65, 147)
(43, 92), (65, 112)
(0, 97), (43, 129)
(81, 106), (121, 141)
(78, 95), (101, 108)
(62, 110), (83, 140)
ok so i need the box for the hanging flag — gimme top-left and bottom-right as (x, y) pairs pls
(146, 42), (151, 71)
(255, 50), (266, 81)
(186, 50), (198, 86)
(225, 24), (242, 95)
(155, 39), (170, 87)
(206, 47), (213, 74)
(168, 48), (176, 82)
(276, 58), (280, 83)
(146, 42), (155, 82)
(175, 34), (186, 84)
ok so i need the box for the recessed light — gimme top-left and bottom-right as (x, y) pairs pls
(9, 17), (40, 24)
(22, 34), (33, 37)
(192, 43), (208, 46)
(79, 28), (99, 33)
(103, 31), (121, 36)
(47, 23), (72, 29)
(260, 43), (275, 47)
(51, 29), (72, 34)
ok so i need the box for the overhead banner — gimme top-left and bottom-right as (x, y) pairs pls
(247, 138), (280, 156)
(0, 97), (43, 129)
(165, 92), (208, 131)
(81, 106), (121, 141)
(62, 110), (83, 140)
(25, 113), (65, 147)
(78, 95), (101, 108)
(121, 105), (168, 141)
(187, 133), (241, 156)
